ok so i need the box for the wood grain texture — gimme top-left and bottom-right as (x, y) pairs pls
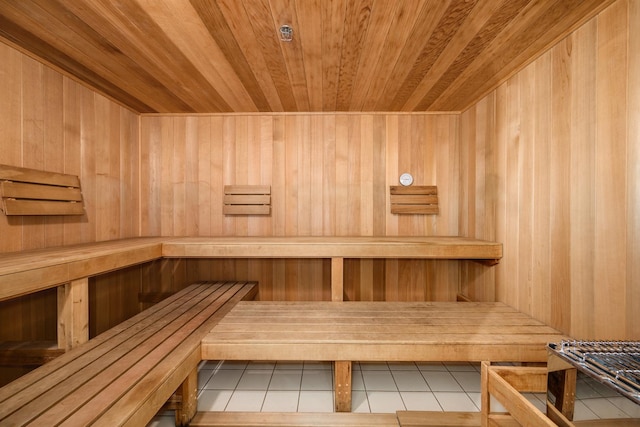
(0, 0), (615, 113)
(461, 0), (639, 340)
(140, 113), (464, 301)
(0, 44), (142, 361)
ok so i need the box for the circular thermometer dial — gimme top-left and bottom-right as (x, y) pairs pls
(399, 173), (413, 186)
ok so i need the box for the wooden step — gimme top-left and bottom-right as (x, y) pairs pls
(190, 412), (401, 427)
(397, 411), (480, 427)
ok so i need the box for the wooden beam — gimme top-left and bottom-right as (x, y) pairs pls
(57, 278), (89, 350)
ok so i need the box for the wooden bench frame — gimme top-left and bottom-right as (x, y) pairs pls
(0, 281), (257, 426)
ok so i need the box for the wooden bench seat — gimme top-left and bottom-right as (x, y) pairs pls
(202, 301), (568, 413)
(0, 281), (257, 426)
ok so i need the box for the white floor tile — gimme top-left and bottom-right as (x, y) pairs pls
(401, 391), (442, 411)
(197, 390), (233, 411)
(298, 391), (334, 412)
(416, 362), (448, 371)
(422, 371), (463, 392)
(352, 391), (371, 413)
(444, 362), (477, 372)
(217, 360), (248, 370)
(225, 390), (266, 412)
(434, 391), (478, 412)
(388, 362), (418, 371)
(573, 399), (599, 421)
(262, 390), (300, 412)
(352, 369), (366, 391)
(147, 414), (176, 427)
(269, 370), (302, 390)
(301, 369), (333, 390)
(303, 361), (332, 370)
(248, 361), (276, 370)
(204, 369), (243, 389)
(582, 397), (629, 419)
(391, 370), (429, 391)
(362, 370), (397, 391)
(451, 371), (480, 392)
(367, 391), (405, 413)
(275, 362), (304, 370)
(360, 362), (389, 371)
(198, 369), (214, 388)
(236, 370), (273, 390)
(609, 396), (640, 417)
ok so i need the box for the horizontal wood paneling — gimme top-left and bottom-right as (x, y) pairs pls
(0, 42), (143, 367)
(461, 0), (639, 340)
(139, 113), (462, 301)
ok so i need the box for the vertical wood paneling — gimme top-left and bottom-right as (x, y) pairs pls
(0, 42), (142, 358)
(462, 0), (638, 340)
(140, 113), (461, 301)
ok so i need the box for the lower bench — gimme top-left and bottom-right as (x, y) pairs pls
(202, 301), (568, 413)
(0, 280), (257, 426)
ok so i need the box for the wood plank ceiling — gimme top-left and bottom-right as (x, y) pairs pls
(0, 0), (615, 113)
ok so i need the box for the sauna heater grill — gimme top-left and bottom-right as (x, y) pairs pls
(548, 340), (640, 405)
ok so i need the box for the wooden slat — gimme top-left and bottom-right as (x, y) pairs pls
(223, 205), (270, 216)
(190, 412), (400, 427)
(0, 164), (79, 187)
(223, 194), (271, 205)
(2, 199), (85, 216)
(1, 181), (82, 201)
(224, 185), (271, 195)
(397, 411), (480, 426)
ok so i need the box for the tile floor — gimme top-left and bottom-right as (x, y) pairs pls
(148, 360), (640, 426)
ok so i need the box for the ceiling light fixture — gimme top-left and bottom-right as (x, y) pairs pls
(279, 25), (293, 42)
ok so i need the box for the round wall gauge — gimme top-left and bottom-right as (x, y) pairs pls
(399, 173), (413, 186)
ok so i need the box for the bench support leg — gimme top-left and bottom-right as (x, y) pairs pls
(57, 278), (89, 350)
(331, 257), (344, 301)
(334, 361), (352, 412)
(175, 367), (198, 426)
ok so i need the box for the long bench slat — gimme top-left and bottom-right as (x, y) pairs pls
(95, 282), (259, 427)
(0, 281), (257, 426)
(0, 283), (225, 424)
(0, 283), (211, 408)
(24, 284), (237, 425)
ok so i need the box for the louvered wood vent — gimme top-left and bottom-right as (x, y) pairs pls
(223, 185), (271, 215)
(390, 185), (438, 215)
(0, 164), (85, 216)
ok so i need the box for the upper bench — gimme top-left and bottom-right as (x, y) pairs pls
(0, 236), (502, 302)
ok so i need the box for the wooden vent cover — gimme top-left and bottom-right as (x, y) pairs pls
(390, 185), (438, 215)
(0, 164), (85, 216)
(223, 185), (271, 215)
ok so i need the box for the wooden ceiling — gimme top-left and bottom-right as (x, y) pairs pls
(0, 0), (615, 113)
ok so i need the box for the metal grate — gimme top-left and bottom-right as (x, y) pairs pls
(548, 340), (640, 405)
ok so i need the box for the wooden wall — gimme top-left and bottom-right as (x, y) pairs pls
(139, 113), (465, 301)
(460, 0), (640, 340)
(0, 41), (143, 378)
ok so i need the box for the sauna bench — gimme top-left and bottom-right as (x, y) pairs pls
(0, 236), (502, 302)
(0, 281), (257, 426)
(202, 300), (568, 412)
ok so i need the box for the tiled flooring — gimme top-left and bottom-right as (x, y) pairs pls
(149, 360), (640, 426)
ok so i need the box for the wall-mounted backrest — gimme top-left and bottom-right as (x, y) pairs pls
(0, 164), (85, 216)
(223, 185), (271, 215)
(390, 185), (438, 215)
